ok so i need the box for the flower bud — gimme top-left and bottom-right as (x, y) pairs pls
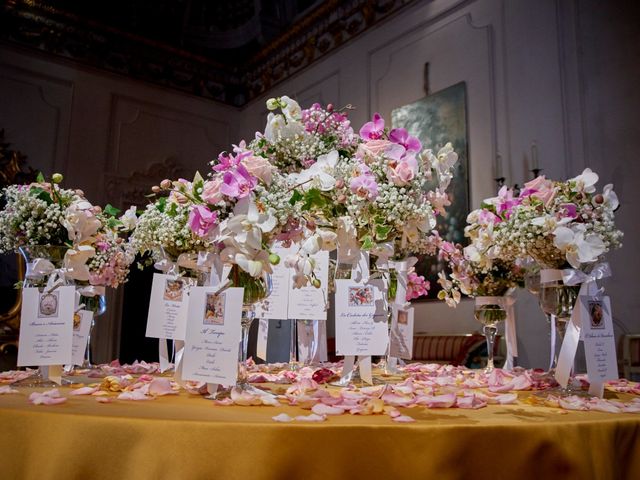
(151, 186), (161, 193)
(593, 194), (604, 204)
(337, 194), (347, 203)
(269, 253), (280, 265)
(51, 173), (63, 184)
(266, 98), (279, 110)
(75, 189), (85, 197)
(92, 205), (102, 214)
(335, 179), (344, 189)
(160, 179), (172, 190)
(326, 104), (334, 112)
(312, 278), (322, 288)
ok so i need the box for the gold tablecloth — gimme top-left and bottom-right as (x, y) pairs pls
(0, 387), (639, 480)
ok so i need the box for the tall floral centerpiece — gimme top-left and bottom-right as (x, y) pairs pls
(437, 189), (525, 371)
(0, 173), (134, 378)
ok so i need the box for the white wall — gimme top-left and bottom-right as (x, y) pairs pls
(0, 45), (240, 361)
(2, 0), (637, 368)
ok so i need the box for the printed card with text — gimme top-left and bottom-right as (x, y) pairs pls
(389, 306), (414, 360)
(288, 251), (330, 320)
(182, 286), (243, 387)
(255, 245), (293, 320)
(18, 286), (75, 366)
(334, 279), (388, 356)
(580, 296), (618, 397)
(146, 273), (197, 341)
(71, 310), (93, 366)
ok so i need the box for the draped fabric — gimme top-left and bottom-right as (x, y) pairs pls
(1, 388), (639, 480)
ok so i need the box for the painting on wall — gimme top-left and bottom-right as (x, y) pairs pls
(391, 81), (470, 301)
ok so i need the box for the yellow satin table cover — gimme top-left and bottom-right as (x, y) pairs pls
(1, 388), (639, 480)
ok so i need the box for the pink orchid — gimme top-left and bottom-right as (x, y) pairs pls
(389, 128), (422, 152)
(349, 174), (379, 201)
(496, 186), (521, 219)
(188, 205), (219, 238)
(407, 271), (430, 300)
(359, 113), (385, 140)
(220, 164), (257, 199)
(212, 151), (240, 173)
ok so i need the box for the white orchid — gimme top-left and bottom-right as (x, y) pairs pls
(280, 95), (302, 120)
(221, 246), (273, 277)
(336, 216), (361, 261)
(430, 143), (458, 189)
(119, 205), (138, 231)
(285, 253), (316, 288)
(553, 224), (606, 269)
(400, 213), (436, 249)
(292, 150), (339, 191)
(221, 197), (277, 251)
(570, 168), (598, 194)
(602, 184), (619, 210)
(63, 201), (101, 243)
(64, 245), (95, 281)
(264, 112), (304, 141)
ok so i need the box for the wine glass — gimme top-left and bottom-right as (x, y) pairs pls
(474, 301), (507, 372)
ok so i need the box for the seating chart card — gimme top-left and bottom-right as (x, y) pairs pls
(146, 273), (197, 341)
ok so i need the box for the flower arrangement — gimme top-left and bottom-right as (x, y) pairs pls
(0, 173), (134, 288)
(497, 169), (623, 270)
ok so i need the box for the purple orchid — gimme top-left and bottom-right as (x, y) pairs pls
(212, 151), (240, 173)
(496, 186), (521, 219)
(359, 113), (385, 140)
(220, 163), (258, 199)
(558, 203), (578, 219)
(349, 174), (379, 201)
(188, 205), (219, 238)
(389, 128), (422, 152)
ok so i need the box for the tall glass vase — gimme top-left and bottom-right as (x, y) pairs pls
(474, 298), (507, 372)
(16, 245), (71, 387)
(80, 294), (106, 368)
(233, 267), (272, 392)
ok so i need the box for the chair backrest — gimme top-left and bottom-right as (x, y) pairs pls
(622, 334), (640, 380)
(412, 333), (491, 366)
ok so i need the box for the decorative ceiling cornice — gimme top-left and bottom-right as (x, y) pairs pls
(0, 0), (419, 107)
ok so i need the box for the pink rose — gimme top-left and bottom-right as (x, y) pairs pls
(522, 175), (556, 205)
(202, 178), (224, 205)
(241, 154), (275, 185)
(387, 159), (417, 186)
(357, 139), (393, 160)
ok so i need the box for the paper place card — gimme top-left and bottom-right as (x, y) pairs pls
(255, 245), (293, 320)
(71, 310), (93, 366)
(146, 273), (197, 341)
(288, 250), (330, 320)
(182, 286), (243, 387)
(580, 296), (618, 397)
(334, 279), (389, 356)
(18, 286), (75, 366)
(389, 306), (414, 360)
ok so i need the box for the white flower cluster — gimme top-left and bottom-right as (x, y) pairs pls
(130, 202), (209, 263)
(0, 184), (81, 252)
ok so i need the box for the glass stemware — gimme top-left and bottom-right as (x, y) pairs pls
(524, 269), (561, 371)
(15, 245), (71, 387)
(474, 300), (507, 372)
(233, 267), (273, 392)
(81, 294), (107, 368)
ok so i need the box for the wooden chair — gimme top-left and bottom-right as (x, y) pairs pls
(622, 334), (640, 381)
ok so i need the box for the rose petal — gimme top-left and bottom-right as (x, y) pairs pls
(117, 390), (154, 401)
(392, 414), (416, 423)
(456, 395), (487, 410)
(312, 403), (345, 415)
(70, 386), (99, 396)
(294, 413), (326, 422)
(272, 413), (294, 422)
(0, 385), (18, 394)
(148, 378), (177, 396)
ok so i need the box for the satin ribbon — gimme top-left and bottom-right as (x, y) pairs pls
(475, 294), (518, 370)
(26, 258), (68, 293)
(545, 263), (611, 388)
(385, 257), (417, 371)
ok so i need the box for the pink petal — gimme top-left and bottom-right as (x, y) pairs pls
(0, 386), (18, 394)
(312, 403), (345, 415)
(415, 393), (456, 408)
(558, 396), (588, 411)
(117, 390), (153, 401)
(456, 395), (487, 410)
(294, 413), (326, 422)
(96, 397), (114, 404)
(380, 393), (415, 407)
(148, 378), (176, 396)
(392, 415), (416, 423)
(272, 413), (294, 422)
(70, 386), (99, 396)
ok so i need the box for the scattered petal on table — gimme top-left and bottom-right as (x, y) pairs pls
(456, 395), (487, 410)
(28, 389), (67, 406)
(294, 413), (326, 422)
(117, 390), (154, 401)
(272, 413), (294, 422)
(557, 395), (588, 411)
(96, 397), (114, 403)
(415, 393), (457, 408)
(148, 378), (177, 396)
(312, 403), (345, 415)
(70, 386), (99, 396)
(0, 385), (19, 394)
(392, 415), (416, 423)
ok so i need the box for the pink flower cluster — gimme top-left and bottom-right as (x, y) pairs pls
(406, 270), (430, 300)
(301, 103), (354, 148)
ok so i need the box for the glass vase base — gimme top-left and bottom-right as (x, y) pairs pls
(12, 370), (66, 388)
(206, 382), (277, 401)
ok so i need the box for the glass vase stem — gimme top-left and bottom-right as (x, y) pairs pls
(483, 324), (498, 372)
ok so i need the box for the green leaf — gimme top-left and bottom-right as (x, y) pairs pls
(156, 196), (167, 213)
(360, 235), (374, 251)
(289, 190), (303, 205)
(302, 188), (327, 211)
(36, 171), (45, 183)
(167, 202), (178, 217)
(375, 224), (392, 241)
(29, 186), (52, 204)
(106, 217), (121, 229)
(103, 204), (121, 217)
